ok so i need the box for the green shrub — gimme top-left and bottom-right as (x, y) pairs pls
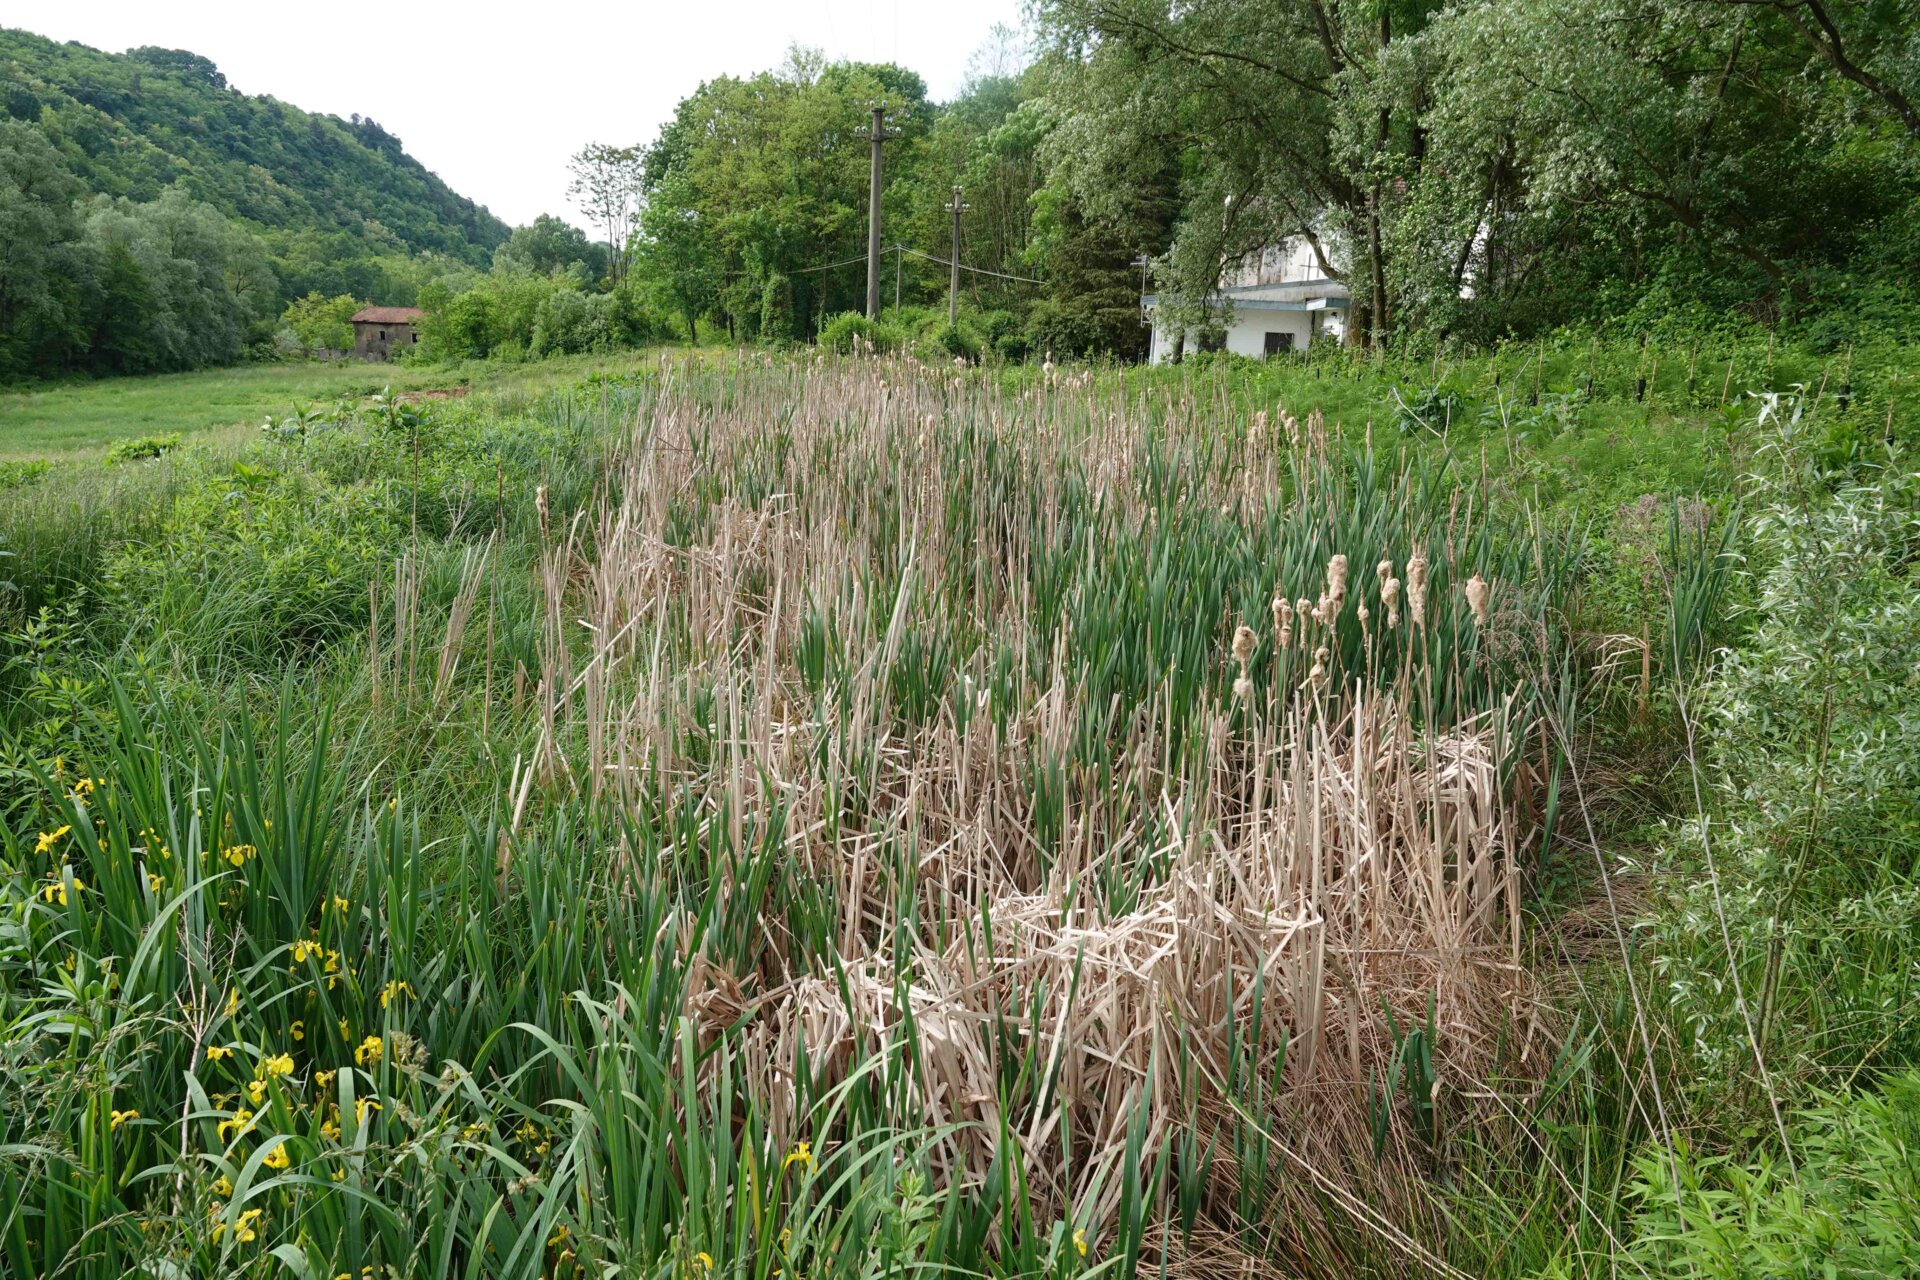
(0, 459), (50, 490)
(818, 311), (901, 354)
(1622, 427), (1920, 1182)
(104, 432), (182, 463)
(1625, 1074), (1920, 1277)
(932, 322), (981, 362)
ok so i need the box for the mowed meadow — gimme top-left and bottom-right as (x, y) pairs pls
(3, 352), (1917, 1280)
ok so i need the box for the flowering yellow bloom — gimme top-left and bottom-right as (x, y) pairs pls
(354, 1035), (383, 1066)
(333, 896), (350, 914)
(222, 843), (256, 868)
(1074, 1229), (1088, 1258)
(212, 1174), (232, 1197)
(225, 988), (241, 1018)
(34, 826), (70, 855)
(782, 1141), (813, 1172)
(217, 1108), (254, 1141)
(291, 939), (323, 964)
(247, 1080), (267, 1105)
(147, 872), (165, 893)
(354, 1097), (381, 1125)
(330, 1167), (347, 1182)
(205, 1045), (233, 1063)
(210, 1205), (261, 1245)
(693, 1253), (714, 1272)
(71, 777), (95, 801)
(379, 980), (412, 1009)
(291, 1020), (305, 1042)
(314, 1069), (335, 1090)
(262, 1143), (290, 1170)
(321, 1111), (343, 1142)
(259, 1053), (295, 1079)
(110, 1109), (138, 1131)
(39, 872), (85, 906)
(337, 1018), (350, 1041)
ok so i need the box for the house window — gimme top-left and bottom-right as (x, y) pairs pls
(379, 329), (387, 341)
(1263, 331), (1295, 356)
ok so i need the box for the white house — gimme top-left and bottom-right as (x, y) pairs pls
(1144, 238), (1349, 363)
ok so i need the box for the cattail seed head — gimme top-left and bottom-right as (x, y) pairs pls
(1232, 624), (1257, 667)
(1465, 573), (1491, 626)
(1296, 597), (1314, 626)
(1308, 645), (1328, 685)
(1376, 557), (1393, 582)
(1407, 552), (1429, 629)
(1327, 555), (1349, 597)
(1381, 576), (1402, 626)
(1233, 674), (1254, 702)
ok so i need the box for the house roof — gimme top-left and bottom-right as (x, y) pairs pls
(1142, 295), (1349, 312)
(351, 306), (424, 324)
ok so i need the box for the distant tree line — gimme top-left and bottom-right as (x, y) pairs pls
(0, 27), (506, 381)
(8, 3), (1918, 383)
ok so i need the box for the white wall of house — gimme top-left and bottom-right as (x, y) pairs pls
(1141, 235), (1350, 363)
(1147, 304), (1343, 363)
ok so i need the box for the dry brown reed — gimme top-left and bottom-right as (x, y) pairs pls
(490, 356), (1546, 1266)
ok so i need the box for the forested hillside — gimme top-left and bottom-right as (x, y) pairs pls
(0, 28), (505, 382)
(0, 30), (505, 263)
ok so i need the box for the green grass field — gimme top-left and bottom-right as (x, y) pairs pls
(0, 352), (690, 459)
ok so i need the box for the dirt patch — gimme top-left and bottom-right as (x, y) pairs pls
(393, 387), (470, 404)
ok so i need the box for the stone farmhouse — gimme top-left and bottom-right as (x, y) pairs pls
(351, 306), (424, 361)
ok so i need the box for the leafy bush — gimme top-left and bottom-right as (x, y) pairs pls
(0, 459), (51, 490)
(818, 311), (901, 354)
(1631, 435), (1920, 1108)
(104, 433), (182, 463)
(1625, 1074), (1920, 1277)
(281, 292), (361, 354)
(932, 322), (981, 362)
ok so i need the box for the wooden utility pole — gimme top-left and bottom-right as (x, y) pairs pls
(945, 185), (969, 326)
(865, 106), (898, 319)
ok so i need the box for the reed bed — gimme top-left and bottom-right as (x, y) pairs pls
(4, 353), (1602, 1280)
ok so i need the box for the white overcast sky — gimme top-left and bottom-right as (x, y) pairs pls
(3, 1), (1029, 228)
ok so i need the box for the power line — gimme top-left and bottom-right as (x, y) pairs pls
(788, 252), (872, 276)
(787, 244), (1045, 287)
(898, 245), (1045, 286)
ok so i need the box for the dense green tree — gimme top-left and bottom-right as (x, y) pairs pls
(636, 50), (932, 342)
(1032, 0), (1920, 348)
(79, 189), (277, 371)
(0, 119), (88, 377)
(494, 215), (609, 280)
(1036, 0), (1434, 344)
(280, 292), (361, 353)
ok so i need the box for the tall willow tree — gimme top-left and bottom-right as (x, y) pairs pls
(1036, 0), (1446, 345)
